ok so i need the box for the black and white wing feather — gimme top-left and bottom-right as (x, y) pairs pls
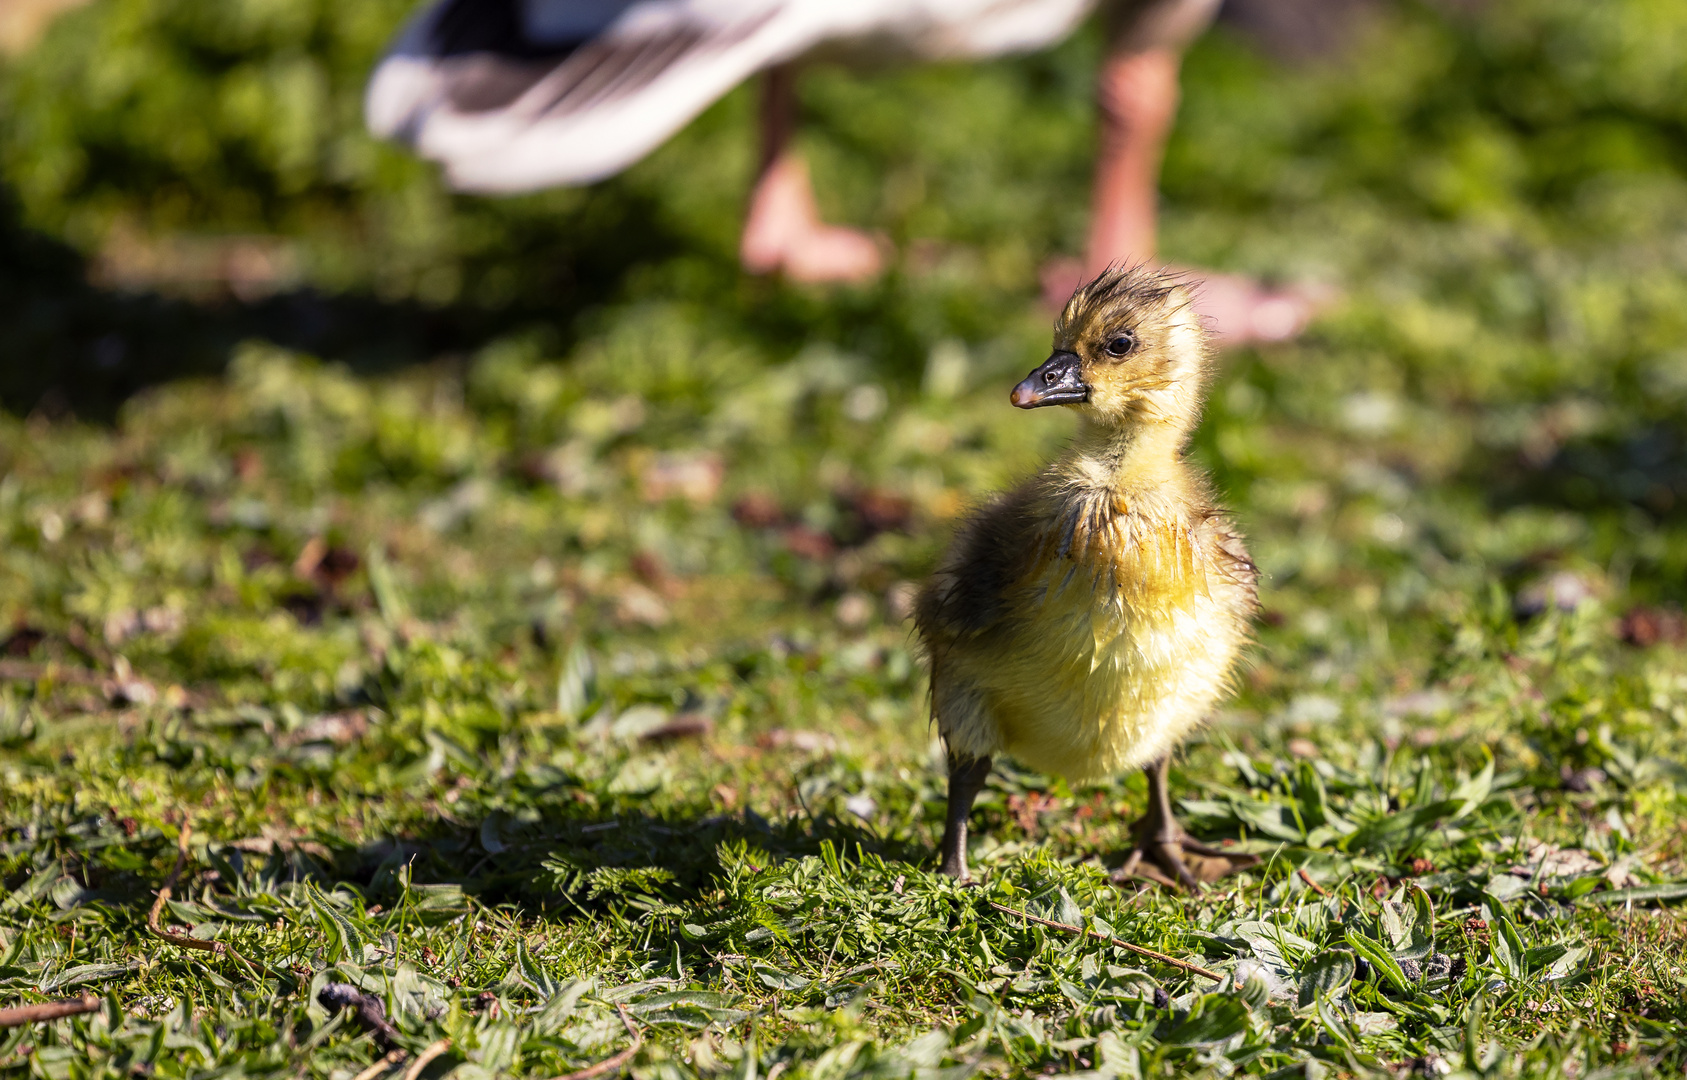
(366, 0), (1095, 193)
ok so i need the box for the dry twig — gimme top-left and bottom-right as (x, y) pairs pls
(349, 1049), (406, 1080)
(0, 994), (99, 1027)
(0, 660), (104, 687)
(400, 1039), (452, 1080)
(987, 901), (1223, 982)
(1297, 868), (1330, 897)
(147, 826), (262, 980)
(545, 1005), (641, 1080)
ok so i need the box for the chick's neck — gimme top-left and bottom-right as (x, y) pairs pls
(1062, 414), (1193, 506)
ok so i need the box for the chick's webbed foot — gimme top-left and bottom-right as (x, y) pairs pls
(1113, 818), (1256, 890)
(1112, 757), (1258, 891)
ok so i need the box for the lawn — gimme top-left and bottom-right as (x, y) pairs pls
(2, 0), (1687, 1077)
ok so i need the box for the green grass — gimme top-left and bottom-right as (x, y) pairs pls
(4, 0), (1687, 1076)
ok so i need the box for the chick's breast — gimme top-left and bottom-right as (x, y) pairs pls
(917, 480), (1254, 782)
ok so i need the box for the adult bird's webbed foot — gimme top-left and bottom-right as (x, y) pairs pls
(739, 67), (884, 285)
(1111, 757), (1258, 891)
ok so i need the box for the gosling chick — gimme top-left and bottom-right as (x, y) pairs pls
(915, 266), (1258, 888)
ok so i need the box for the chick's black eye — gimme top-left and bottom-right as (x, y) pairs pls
(1104, 332), (1136, 358)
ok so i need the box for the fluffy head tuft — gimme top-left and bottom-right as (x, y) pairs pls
(1052, 265), (1209, 431)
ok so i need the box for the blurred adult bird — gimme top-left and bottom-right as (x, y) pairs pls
(366, 0), (1316, 340)
(915, 265), (1258, 888)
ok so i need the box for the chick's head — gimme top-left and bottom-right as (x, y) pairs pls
(1012, 266), (1207, 432)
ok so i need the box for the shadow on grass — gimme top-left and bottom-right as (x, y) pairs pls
(1488, 424), (1687, 522)
(0, 189), (684, 423)
(1468, 422), (1687, 600)
(285, 804), (927, 914)
(0, 180), (1012, 425)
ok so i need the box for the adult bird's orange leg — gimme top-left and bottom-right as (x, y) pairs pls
(740, 64), (883, 284)
(1085, 47), (1182, 275)
(939, 754), (993, 880)
(1045, 44), (1325, 344)
(1114, 755), (1258, 890)
(1041, 47), (1178, 306)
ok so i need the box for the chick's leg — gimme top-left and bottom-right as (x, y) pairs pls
(939, 754), (992, 880)
(1114, 756), (1258, 890)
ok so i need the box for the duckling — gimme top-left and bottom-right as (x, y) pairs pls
(915, 265), (1259, 889)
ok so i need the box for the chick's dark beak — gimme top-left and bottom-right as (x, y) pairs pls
(1011, 351), (1088, 409)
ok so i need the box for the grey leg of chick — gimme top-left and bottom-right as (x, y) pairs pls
(939, 754), (993, 880)
(1114, 755), (1258, 890)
